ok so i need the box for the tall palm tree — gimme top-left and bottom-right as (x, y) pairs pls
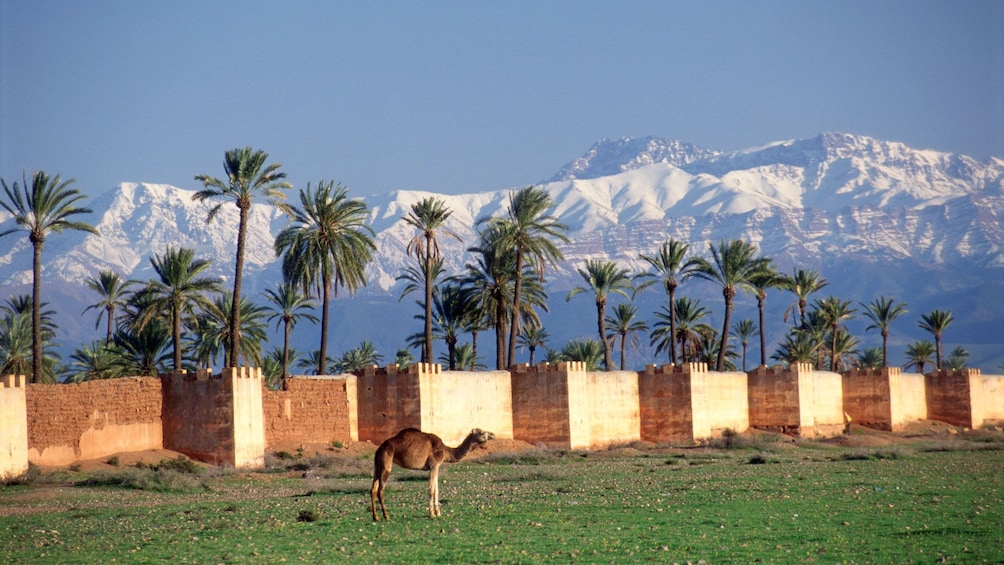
(404, 197), (461, 363)
(1, 171), (98, 382)
(274, 181), (375, 375)
(605, 303), (649, 370)
(194, 147), (292, 367)
(919, 309), (953, 370)
(685, 239), (770, 371)
(481, 186), (568, 368)
(460, 238), (512, 370)
(133, 246), (222, 371)
(635, 239), (693, 364)
(567, 259), (634, 371)
(780, 269), (829, 326)
(903, 340), (936, 374)
(558, 338), (604, 371)
(860, 296), (908, 368)
(431, 283), (469, 370)
(815, 296), (856, 372)
(517, 325), (550, 366)
(83, 269), (137, 345)
(732, 319), (758, 372)
(190, 291), (269, 368)
(749, 264), (783, 367)
(263, 283), (318, 386)
(650, 296), (712, 364)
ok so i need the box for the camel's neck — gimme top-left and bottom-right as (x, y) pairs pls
(446, 435), (482, 463)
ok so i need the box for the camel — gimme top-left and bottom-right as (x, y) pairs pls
(370, 427), (495, 521)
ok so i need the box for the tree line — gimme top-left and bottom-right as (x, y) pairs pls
(0, 148), (966, 386)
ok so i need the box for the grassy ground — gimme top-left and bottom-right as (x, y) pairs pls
(1, 426), (1002, 563)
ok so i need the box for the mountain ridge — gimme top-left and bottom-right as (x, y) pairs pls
(1, 132), (1001, 368)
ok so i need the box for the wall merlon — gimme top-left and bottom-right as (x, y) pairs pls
(2, 374), (26, 388)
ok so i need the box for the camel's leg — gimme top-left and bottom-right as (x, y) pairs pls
(370, 478), (381, 521)
(429, 464), (441, 517)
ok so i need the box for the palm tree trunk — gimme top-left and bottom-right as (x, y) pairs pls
(507, 253), (525, 369)
(934, 335), (942, 370)
(881, 329), (889, 368)
(717, 289), (735, 371)
(495, 300), (505, 370)
(757, 295), (767, 367)
(282, 319), (291, 389)
(471, 329), (479, 371)
(319, 279), (331, 376)
(619, 333), (626, 370)
(668, 287), (678, 365)
(172, 302), (183, 371)
(106, 304), (115, 345)
(423, 244), (433, 364)
(31, 240), (43, 383)
(528, 345), (536, 367)
(230, 206), (249, 368)
(596, 299), (611, 371)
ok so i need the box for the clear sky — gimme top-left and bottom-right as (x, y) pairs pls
(2, 1), (1002, 198)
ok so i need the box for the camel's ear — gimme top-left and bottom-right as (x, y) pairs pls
(471, 428), (482, 434)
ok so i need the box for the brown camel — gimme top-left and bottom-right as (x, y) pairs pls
(370, 427), (495, 521)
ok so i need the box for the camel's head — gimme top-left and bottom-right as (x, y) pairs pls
(470, 428), (496, 444)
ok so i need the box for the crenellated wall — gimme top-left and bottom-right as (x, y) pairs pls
(263, 375), (358, 446)
(842, 367), (928, 431)
(356, 364), (513, 446)
(639, 363), (750, 444)
(26, 377), (163, 466)
(0, 375), (29, 480)
(161, 367), (265, 469)
(926, 368), (1004, 429)
(748, 364), (844, 438)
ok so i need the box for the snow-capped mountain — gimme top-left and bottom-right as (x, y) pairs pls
(1, 132), (1002, 368)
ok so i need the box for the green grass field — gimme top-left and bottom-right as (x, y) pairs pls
(2, 430), (1002, 563)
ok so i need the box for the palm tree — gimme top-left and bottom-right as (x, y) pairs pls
(65, 341), (126, 383)
(263, 283), (318, 386)
(919, 309), (953, 370)
(772, 331), (821, 366)
(732, 319), (758, 372)
(1, 171), (98, 382)
(946, 346), (969, 370)
(903, 340), (936, 374)
(338, 341), (383, 373)
(780, 269), (829, 326)
(517, 325), (550, 366)
(635, 239), (693, 364)
(481, 186), (568, 368)
(450, 343), (482, 371)
(749, 264), (783, 367)
(133, 246), (221, 371)
(394, 349), (415, 370)
(558, 338), (604, 371)
(404, 197), (461, 363)
(190, 292), (269, 368)
(194, 147), (292, 367)
(860, 296), (908, 368)
(650, 296), (712, 364)
(83, 270), (138, 345)
(274, 181), (375, 375)
(297, 350), (338, 376)
(460, 237), (513, 370)
(605, 303), (648, 370)
(567, 259), (634, 371)
(0, 307), (33, 378)
(815, 296), (857, 372)
(830, 327), (861, 372)
(856, 347), (885, 369)
(110, 322), (172, 377)
(431, 284), (469, 370)
(685, 239), (770, 371)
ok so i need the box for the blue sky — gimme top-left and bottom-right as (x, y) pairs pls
(2, 1), (1002, 198)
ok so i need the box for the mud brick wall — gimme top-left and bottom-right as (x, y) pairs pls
(747, 365), (803, 432)
(692, 370), (750, 439)
(0, 375), (29, 479)
(511, 362), (585, 448)
(925, 369), (976, 428)
(585, 371), (641, 448)
(976, 374), (1004, 425)
(263, 375), (357, 446)
(161, 368), (265, 468)
(639, 365), (696, 444)
(417, 370), (513, 446)
(355, 364), (426, 444)
(843, 368), (927, 431)
(26, 377), (163, 466)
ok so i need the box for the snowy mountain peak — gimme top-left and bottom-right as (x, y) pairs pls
(548, 136), (721, 182)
